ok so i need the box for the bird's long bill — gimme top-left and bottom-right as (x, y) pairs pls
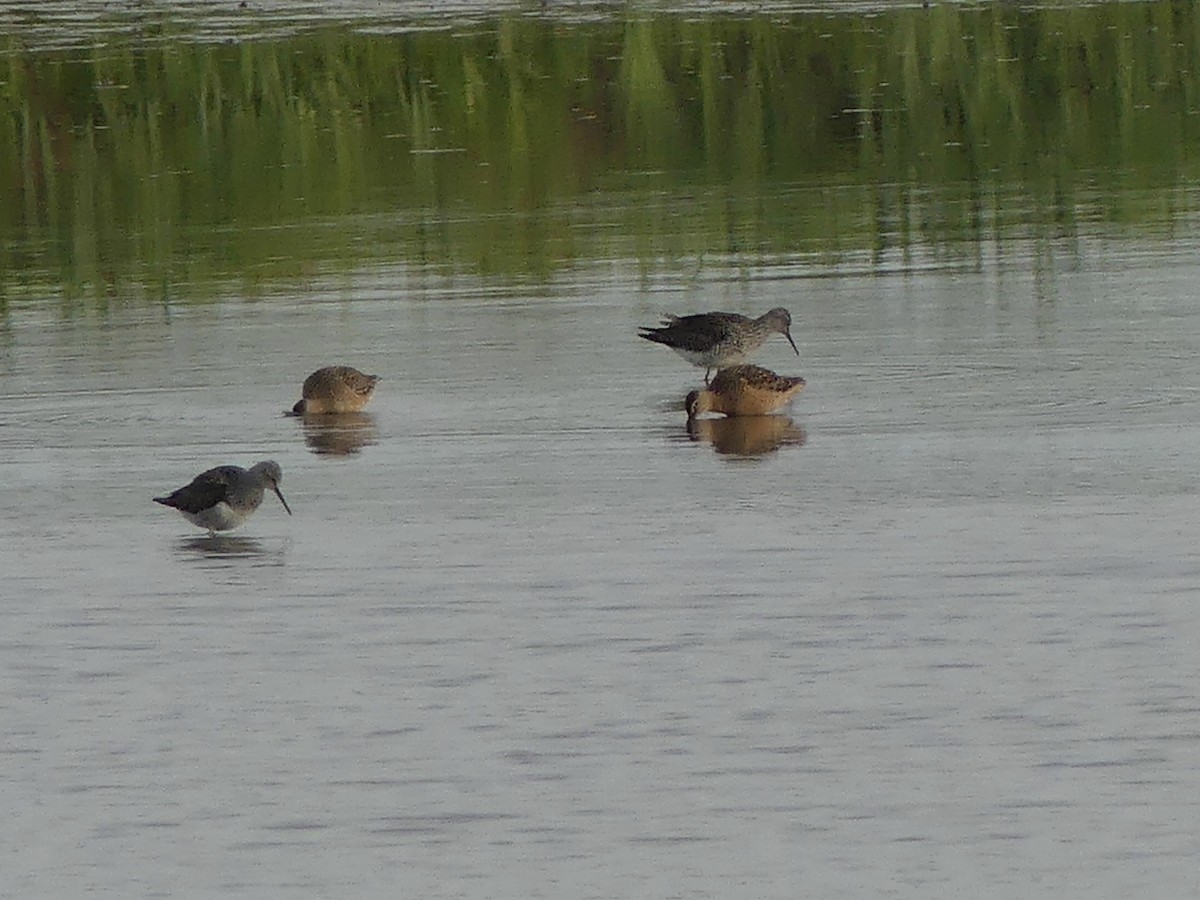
(785, 331), (799, 355)
(273, 486), (293, 516)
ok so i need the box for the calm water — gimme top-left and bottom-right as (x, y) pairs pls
(4, 236), (1200, 898)
(5, 1), (1200, 897)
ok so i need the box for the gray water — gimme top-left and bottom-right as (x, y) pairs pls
(3, 236), (1200, 897)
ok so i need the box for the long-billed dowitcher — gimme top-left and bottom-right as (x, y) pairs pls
(291, 366), (379, 415)
(154, 461), (292, 534)
(684, 364), (806, 419)
(638, 307), (798, 382)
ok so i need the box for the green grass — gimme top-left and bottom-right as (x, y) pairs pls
(2, 3), (1198, 303)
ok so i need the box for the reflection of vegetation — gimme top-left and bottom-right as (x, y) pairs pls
(2, 2), (1199, 301)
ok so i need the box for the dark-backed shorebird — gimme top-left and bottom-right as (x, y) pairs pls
(154, 461), (292, 534)
(291, 366), (379, 415)
(638, 307), (798, 382)
(685, 365), (806, 419)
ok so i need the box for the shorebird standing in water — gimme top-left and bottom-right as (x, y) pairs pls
(291, 366), (379, 415)
(154, 461), (292, 534)
(638, 307), (798, 382)
(684, 365), (806, 419)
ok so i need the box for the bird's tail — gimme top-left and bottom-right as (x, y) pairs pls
(637, 328), (669, 345)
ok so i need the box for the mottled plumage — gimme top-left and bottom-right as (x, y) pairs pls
(154, 461), (292, 534)
(292, 366), (379, 415)
(685, 365), (806, 418)
(638, 307), (798, 382)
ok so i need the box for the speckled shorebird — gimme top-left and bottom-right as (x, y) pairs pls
(638, 307), (798, 382)
(685, 365), (806, 419)
(291, 366), (379, 415)
(153, 461), (292, 534)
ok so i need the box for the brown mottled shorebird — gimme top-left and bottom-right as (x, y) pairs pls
(638, 307), (798, 382)
(685, 365), (806, 419)
(154, 461), (292, 534)
(292, 366), (379, 415)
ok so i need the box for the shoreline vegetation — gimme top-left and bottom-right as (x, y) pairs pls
(2, 2), (1198, 303)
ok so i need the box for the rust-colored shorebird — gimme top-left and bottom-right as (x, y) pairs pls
(291, 366), (379, 415)
(154, 461), (292, 534)
(684, 365), (806, 419)
(639, 308), (798, 382)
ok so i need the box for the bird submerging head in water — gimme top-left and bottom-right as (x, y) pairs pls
(684, 365), (806, 419)
(291, 366), (379, 415)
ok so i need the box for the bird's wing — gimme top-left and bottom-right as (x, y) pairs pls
(748, 365), (804, 391)
(713, 365), (805, 392)
(155, 466), (236, 513)
(639, 313), (743, 351)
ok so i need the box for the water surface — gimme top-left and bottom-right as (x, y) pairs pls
(5, 238), (1200, 897)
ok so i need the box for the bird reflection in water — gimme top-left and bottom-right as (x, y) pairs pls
(175, 534), (267, 559)
(687, 415), (806, 457)
(297, 412), (378, 457)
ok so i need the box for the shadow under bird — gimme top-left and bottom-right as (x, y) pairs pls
(638, 307), (798, 382)
(153, 461), (292, 534)
(685, 364), (806, 419)
(291, 365), (379, 415)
